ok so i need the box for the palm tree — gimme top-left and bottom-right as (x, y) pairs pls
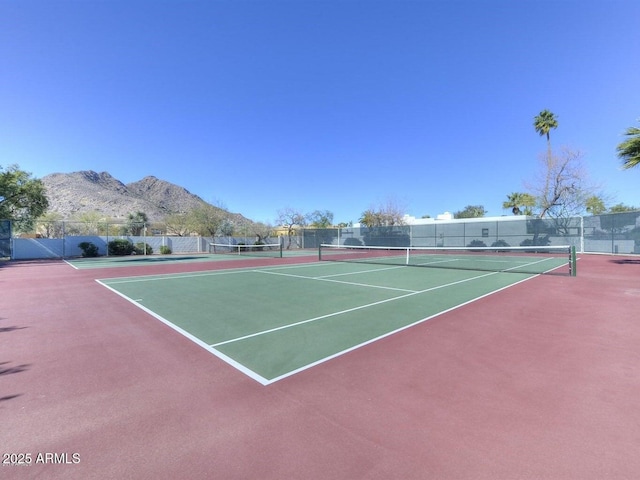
(502, 192), (536, 216)
(534, 110), (559, 155)
(617, 121), (640, 169)
(585, 195), (606, 215)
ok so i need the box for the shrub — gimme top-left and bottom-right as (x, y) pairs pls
(491, 240), (510, 251)
(520, 237), (551, 253)
(78, 241), (99, 257)
(467, 240), (487, 248)
(134, 242), (153, 255)
(108, 239), (135, 256)
(344, 237), (363, 246)
(520, 237), (550, 247)
(159, 245), (172, 255)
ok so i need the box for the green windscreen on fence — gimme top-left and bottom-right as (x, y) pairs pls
(0, 220), (11, 258)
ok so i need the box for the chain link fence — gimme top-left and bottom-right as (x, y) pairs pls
(2, 212), (639, 260)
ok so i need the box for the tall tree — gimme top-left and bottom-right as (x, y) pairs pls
(358, 209), (381, 228)
(277, 207), (306, 249)
(164, 212), (192, 236)
(306, 210), (334, 228)
(617, 121), (640, 169)
(188, 205), (229, 238)
(251, 222), (275, 244)
(534, 109), (559, 156)
(526, 148), (595, 218)
(0, 164), (49, 231)
(359, 198), (406, 227)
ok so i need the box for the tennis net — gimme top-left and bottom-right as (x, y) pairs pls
(319, 244), (577, 276)
(209, 242), (283, 258)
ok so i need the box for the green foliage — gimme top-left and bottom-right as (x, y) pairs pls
(520, 237), (550, 247)
(126, 211), (148, 235)
(307, 210), (334, 228)
(503, 193), (536, 215)
(533, 109), (558, 145)
(358, 209), (378, 227)
(108, 238), (135, 256)
(159, 245), (172, 254)
(188, 205), (230, 237)
(164, 212), (191, 236)
(467, 240), (487, 248)
(78, 241), (99, 257)
(251, 221), (274, 245)
(0, 164), (49, 231)
(344, 237), (363, 246)
(359, 209), (404, 227)
(134, 242), (153, 255)
(491, 240), (510, 250)
(608, 203), (638, 213)
(454, 205), (486, 219)
(617, 122), (640, 169)
(585, 196), (606, 215)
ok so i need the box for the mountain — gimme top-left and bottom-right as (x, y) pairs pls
(41, 171), (246, 223)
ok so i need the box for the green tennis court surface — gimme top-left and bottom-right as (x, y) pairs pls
(98, 261), (543, 385)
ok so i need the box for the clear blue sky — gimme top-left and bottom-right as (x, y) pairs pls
(2, 0), (639, 225)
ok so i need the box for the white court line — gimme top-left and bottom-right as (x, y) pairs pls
(98, 259), (401, 285)
(96, 258), (556, 385)
(211, 270), (498, 348)
(64, 259), (80, 270)
(253, 269), (417, 293)
(95, 279), (271, 385)
(315, 263), (409, 278)
(413, 255), (562, 272)
(97, 260), (325, 283)
(266, 273), (538, 384)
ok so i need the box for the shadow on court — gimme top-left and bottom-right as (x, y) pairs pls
(0, 325), (29, 333)
(0, 393), (23, 402)
(0, 361), (31, 376)
(611, 258), (640, 265)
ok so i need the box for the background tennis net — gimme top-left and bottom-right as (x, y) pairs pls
(209, 242), (283, 258)
(319, 244), (577, 276)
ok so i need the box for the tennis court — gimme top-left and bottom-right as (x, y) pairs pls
(5, 250), (640, 480)
(66, 243), (306, 270)
(97, 252), (560, 385)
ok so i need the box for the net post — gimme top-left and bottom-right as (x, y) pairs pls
(570, 246), (577, 277)
(318, 243), (323, 261)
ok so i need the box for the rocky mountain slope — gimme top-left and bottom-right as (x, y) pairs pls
(41, 171), (242, 223)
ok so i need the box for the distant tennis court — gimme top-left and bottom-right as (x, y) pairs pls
(66, 245), (308, 270)
(97, 255), (559, 385)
